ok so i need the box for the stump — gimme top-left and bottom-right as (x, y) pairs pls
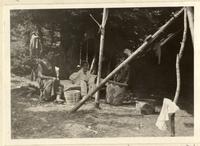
(106, 83), (126, 106)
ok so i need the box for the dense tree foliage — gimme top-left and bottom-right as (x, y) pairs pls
(10, 7), (180, 77)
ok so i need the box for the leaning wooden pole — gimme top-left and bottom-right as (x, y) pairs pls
(89, 55), (96, 73)
(170, 8), (188, 136)
(95, 8), (108, 108)
(69, 8), (184, 113)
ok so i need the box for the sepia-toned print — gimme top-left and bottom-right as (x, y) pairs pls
(10, 6), (194, 139)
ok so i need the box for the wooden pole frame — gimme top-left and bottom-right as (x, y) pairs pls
(95, 8), (108, 108)
(170, 8), (188, 137)
(69, 8), (184, 113)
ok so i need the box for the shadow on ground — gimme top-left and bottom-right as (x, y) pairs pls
(11, 85), (194, 139)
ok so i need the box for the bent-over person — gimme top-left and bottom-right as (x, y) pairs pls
(36, 51), (65, 103)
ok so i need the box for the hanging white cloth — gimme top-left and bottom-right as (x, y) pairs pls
(29, 33), (40, 57)
(30, 34), (39, 49)
(156, 98), (179, 131)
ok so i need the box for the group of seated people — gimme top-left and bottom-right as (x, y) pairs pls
(35, 48), (132, 104)
(35, 51), (93, 104)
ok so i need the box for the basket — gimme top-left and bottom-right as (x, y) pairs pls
(64, 90), (81, 105)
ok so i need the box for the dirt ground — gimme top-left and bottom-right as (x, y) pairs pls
(11, 75), (194, 139)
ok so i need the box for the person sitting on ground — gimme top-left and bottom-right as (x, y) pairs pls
(106, 48), (132, 105)
(36, 51), (65, 103)
(113, 48), (131, 84)
(69, 61), (91, 98)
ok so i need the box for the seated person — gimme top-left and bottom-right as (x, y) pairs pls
(36, 51), (65, 103)
(69, 61), (91, 97)
(113, 48), (131, 84)
(106, 48), (131, 105)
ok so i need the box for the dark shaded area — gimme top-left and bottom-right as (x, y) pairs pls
(128, 13), (193, 114)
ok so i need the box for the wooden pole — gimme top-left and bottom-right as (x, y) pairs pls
(79, 45), (82, 66)
(95, 8), (108, 108)
(86, 40), (89, 62)
(108, 80), (128, 87)
(89, 55), (96, 73)
(186, 7), (194, 45)
(69, 8), (184, 113)
(170, 113), (175, 136)
(170, 8), (187, 137)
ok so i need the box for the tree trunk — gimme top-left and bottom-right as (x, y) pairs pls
(50, 23), (55, 46)
(36, 24), (43, 56)
(186, 7), (194, 44)
(170, 8), (187, 137)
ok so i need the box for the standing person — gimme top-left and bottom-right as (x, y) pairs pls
(30, 31), (42, 81)
(69, 61), (91, 97)
(29, 31), (42, 58)
(36, 51), (65, 103)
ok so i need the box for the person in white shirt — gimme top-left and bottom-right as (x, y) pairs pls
(69, 61), (91, 97)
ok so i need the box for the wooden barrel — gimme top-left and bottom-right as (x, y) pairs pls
(64, 90), (81, 105)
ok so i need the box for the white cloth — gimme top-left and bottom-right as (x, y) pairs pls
(29, 34), (40, 57)
(69, 69), (91, 96)
(30, 34), (39, 49)
(69, 69), (90, 85)
(156, 98), (179, 131)
(88, 74), (97, 98)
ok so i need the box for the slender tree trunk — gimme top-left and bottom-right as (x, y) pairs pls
(170, 8), (187, 137)
(79, 45), (82, 66)
(186, 7), (194, 45)
(86, 40), (89, 62)
(50, 23), (55, 46)
(60, 23), (68, 76)
(36, 24), (43, 56)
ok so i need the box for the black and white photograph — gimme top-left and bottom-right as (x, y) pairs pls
(8, 5), (194, 139)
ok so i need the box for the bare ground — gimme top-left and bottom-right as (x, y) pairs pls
(11, 75), (194, 139)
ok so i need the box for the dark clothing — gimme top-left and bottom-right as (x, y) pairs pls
(113, 57), (130, 84)
(36, 59), (64, 101)
(114, 65), (130, 83)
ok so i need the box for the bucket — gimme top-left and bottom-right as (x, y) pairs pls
(64, 90), (81, 105)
